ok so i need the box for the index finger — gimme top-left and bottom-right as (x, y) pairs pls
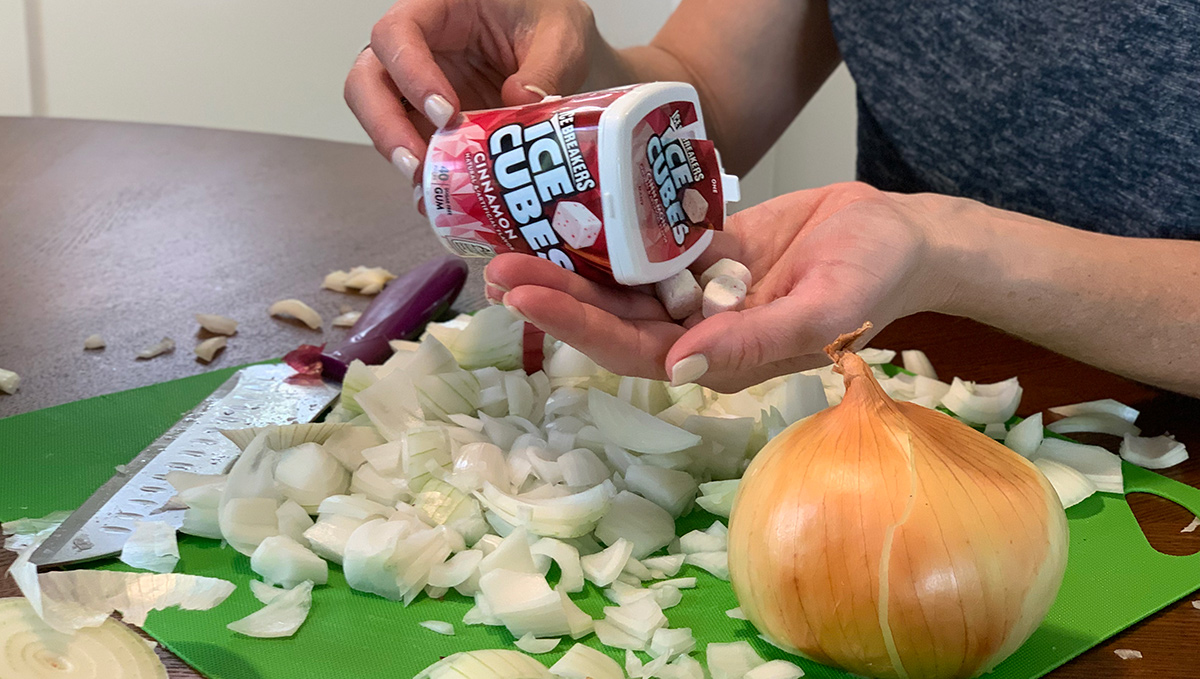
(370, 0), (462, 128)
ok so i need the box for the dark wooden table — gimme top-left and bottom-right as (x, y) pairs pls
(2, 117), (1198, 678)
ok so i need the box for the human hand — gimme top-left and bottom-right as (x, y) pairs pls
(345, 0), (602, 190)
(484, 182), (952, 392)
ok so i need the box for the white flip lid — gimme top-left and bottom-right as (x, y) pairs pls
(596, 82), (739, 285)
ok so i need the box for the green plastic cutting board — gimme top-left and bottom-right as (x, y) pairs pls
(3, 367), (1200, 679)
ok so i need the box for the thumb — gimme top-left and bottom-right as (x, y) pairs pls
(664, 297), (844, 388)
(500, 20), (590, 106)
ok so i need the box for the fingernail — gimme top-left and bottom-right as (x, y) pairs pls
(523, 84), (550, 99)
(485, 283), (506, 305)
(391, 147), (420, 183)
(413, 183), (423, 207)
(669, 354), (709, 387)
(424, 94), (454, 128)
(501, 293), (530, 323)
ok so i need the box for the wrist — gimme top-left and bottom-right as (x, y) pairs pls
(901, 193), (1005, 318)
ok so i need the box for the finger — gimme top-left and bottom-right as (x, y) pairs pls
(502, 286), (683, 380)
(370, 0), (462, 129)
(500, 11), (591, 106)
(345, 49), (428, 179)
(664, 296), (861, 385)
(485, 253), (671, 322)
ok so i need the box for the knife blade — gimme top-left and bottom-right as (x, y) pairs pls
(31, 257), (469, 567)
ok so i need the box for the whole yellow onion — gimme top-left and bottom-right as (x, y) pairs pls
(728, 325), (1068, 679)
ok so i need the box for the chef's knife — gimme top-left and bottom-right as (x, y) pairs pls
(31, 257), (469, 567)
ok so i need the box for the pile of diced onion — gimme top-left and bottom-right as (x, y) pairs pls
(5, 305), (1186, 679)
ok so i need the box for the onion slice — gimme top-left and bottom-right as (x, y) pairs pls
(707, 641), (765, 679)
(744, 659), (806, 679)
(1004, 413), (1044, 458)
(1049, 398), (1139, 423)
(84, 334), (106, 350)
(587, 388), (701, 454)
(1033, 458), (1097, 509)
(1034, 438), (1124, 493)
(901, 349), (937, 379)
(268, 299), (323, 330)
(1120, 434), (1188, 470)
(419, 620), (456, 635)
(939, 377), (1022, 424)
(0, 597), (168, 678)
(227, 580), (313, 638)
(1047, 414), (1141, 437)
(194, 336), (227, 363)
(416, 649), (552, 679)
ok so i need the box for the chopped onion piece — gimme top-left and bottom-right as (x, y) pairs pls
(416, 649), (553, 679)
(1182, 517), (1200, 533)
(1049, 398), (1139, 423)
(707, 641), (766, 679)
(83, 333), (106, 350)
(478, 569), (572, 638)
(680, 525), (726, 553)
(303, 513), (367, 564)
(429, 549), (483, 588)
(744, 659), (806, 679)
(1033, 459), (1097, 509)
(593, 619), (646, 651)
(855, 347), (896, 365)
(0, 597), (168, 678)
(1047, 413), (1141, 437)
(268, 299), (323, 329)
(136, 337), (175, 360)
(515, 633), (561, 654)
(195, 313), (238, 335)
(1120, 434), (1188, 470)
(939, 377), (1022, 424)
(275, 442), (350, 511)
(594, 491), (675, 559)
(581, 538), (633, 587)
(683, 551), (729, 580)
(227, 580), (313, 638)
(250, 580), (286, 604)
(332, 310), (362, 327)
(350, 464), (410, 506)
(550, 643), (624, 679)
(530, 538), (584, 593)
(649, 576), (696, 590)
(419, 620), (456, 635)
(695, 479), (739, 518)
(251, 535), (328, 588)
(119, 521), (179, 573)
(624, 465), (697, 517)
(221, 422), (348, 452)
(901, 349), (937, 379)
(1114, 649), (1143, 660)
(477, 480), (614, 539)
(603, 596), (666, 642)
(641, 554), (685, 577)
(649, 627), (695, 660)
(1034, 438), (1124, 493)
(588, 388), (701, 454)
(984, 422), (1007, 439)
(1004, 413), (1044, 458)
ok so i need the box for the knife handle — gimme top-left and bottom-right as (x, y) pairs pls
(321, 256), (469, 380)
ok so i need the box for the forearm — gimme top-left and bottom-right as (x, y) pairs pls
(582, 0), (842, 175)
(922, 196), (1200, 396)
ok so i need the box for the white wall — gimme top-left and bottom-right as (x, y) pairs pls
(1, 0), (856, 201)
(0, 0), (32, 116)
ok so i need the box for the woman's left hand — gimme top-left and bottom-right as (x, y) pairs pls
(484, 182), (954, 392)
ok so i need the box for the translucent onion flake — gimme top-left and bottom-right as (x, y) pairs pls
(268, 299), (323, 330)
(194, 313), (239, 335)
(136, 338), (175, 360)
(0, 597), (168, 678)
(419, 620), (455, 635)
(416, 649), (552, 679)
(1119, 433), (1188, 470)
(514, 632), (560, 653)
(1114, 649), (1143, 660)
(119, 521), (180, 573)
(227, 580), (313, 638)
(84, 334), (106, 350)
(194, 336), (227, 363)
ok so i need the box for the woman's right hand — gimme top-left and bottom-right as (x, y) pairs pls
(345, 0), (603, 187)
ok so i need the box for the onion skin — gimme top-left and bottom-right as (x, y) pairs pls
(728, 331), (1068, 679)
